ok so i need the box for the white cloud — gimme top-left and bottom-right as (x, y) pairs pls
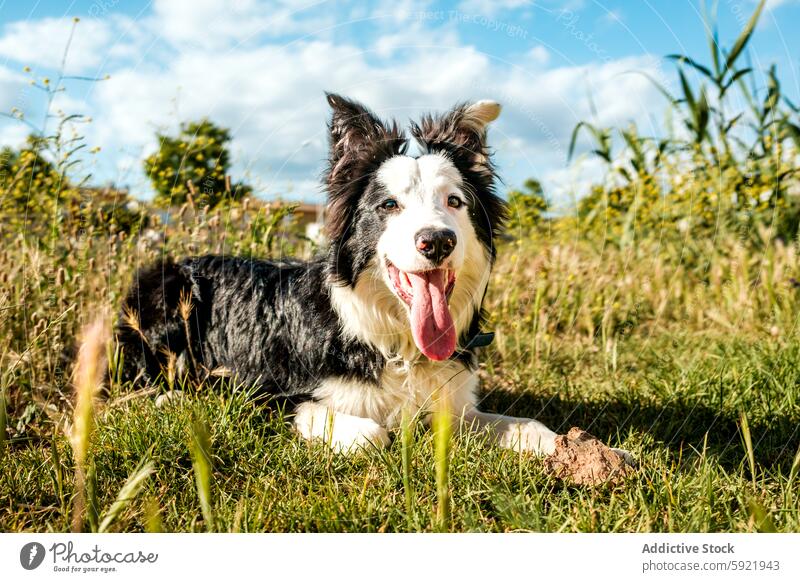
(150, 0), (335, 50)
(0, 122), (30, 150)
(365, 0), (436, 20)
(765, 0), (798, 9)
(600, 8), (624, 25)
(485, 55), (664, 202)
(373, 21), (460, 58)
(542, 156), (607, 211)
(527, 45), (551, 66)
(0, 17), (133, 74)
(86, 35), (662, 201)
(89, 39), (497, 198)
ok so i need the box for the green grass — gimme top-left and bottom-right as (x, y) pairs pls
(2, 329), (798, 532)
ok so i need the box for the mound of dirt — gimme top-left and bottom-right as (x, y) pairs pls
(544, 427), (633, 486)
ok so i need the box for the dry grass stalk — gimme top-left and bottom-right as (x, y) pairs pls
(178, 288), (199, 374)
(70, 316), (109, 533)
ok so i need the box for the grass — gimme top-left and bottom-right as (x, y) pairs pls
(1, 218), (799, 531)
(3, 333), (799, 532)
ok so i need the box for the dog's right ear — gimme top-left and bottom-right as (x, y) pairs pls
(324, 93), (405, 242)
(411, 100), (501, 176)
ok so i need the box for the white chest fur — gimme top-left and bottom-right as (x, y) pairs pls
(310, 358), (479, 429)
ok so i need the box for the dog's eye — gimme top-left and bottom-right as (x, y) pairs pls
(380, 199), (399, 211)
(447, 195), (464, 209)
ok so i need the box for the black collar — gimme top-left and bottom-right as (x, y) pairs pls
(463, 331), (495, 350)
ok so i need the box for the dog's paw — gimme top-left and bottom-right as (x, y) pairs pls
(611, 447), (637, 467)
(329, 418), (390, 454)
(294, 404), (389, 453)
(499, 420), (558, 456)
(155, 390), (184, 408)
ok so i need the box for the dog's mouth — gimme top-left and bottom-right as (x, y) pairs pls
(386, 260), (457, 361)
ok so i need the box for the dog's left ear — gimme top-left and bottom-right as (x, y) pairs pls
(411, 100), (501, 174)
(461, 100), (502, 132)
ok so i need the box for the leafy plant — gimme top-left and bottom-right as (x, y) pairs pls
(0, 18), (121, 237)
(144, 119), (251, 207)
(565, 0), (800, 245)
(0, 139), (63, 216)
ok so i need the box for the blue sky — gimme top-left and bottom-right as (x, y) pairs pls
(0, 0), (798, 205)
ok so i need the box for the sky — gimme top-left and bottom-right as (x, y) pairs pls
(0, 0), (798, 206)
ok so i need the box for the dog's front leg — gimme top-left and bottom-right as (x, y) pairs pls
(462, 408), (558, 455)
(462, 408), (635, 463)
(293, 401), (389, 453)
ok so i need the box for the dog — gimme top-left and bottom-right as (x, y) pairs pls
(116, 93), (630, 460)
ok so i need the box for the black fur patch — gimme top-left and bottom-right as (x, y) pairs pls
(117, 256), (386, 396)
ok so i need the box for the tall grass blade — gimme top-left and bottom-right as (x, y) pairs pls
(0, 386), (6, 461)
(432, 404), (451, 532)
(145, 497), (164, 533)
(400, 408), (415, 524)
(787, 443), (800, 488)
(86, 463), (99, 532)
(631, 70), (677, 104)
(723, 68), (752, 97)
(49, 433), (65, 513)
(725, 0), (766, 73)
(568, 121), (611, 163)
(739, 410), (756, 487)
(666, 54), (713, 80)
(98, 460), (155, 532)
(678, 67), (696, 112)
(568, 121), (589, 161)
(702, 0), (721, 77)
(190, 417), (215, 532)
(695, 87), (710, 143)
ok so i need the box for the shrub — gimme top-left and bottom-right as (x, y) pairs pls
(143, 119), (251, 207)
(0, 137), (68, 217)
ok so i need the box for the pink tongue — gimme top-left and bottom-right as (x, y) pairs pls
(408, 270), (456, 361)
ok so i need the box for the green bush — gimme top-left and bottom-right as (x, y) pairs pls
(143, 119), (251, 207)
(0, 137), (67, 217)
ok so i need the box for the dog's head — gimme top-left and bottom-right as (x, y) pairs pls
(324, 94), (507, 362)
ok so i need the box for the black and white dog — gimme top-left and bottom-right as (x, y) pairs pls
(117, 94), (629, 459)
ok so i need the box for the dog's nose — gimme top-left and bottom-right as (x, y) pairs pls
(415, 228), (457, 264)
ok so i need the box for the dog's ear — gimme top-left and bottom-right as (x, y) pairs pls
(460, 100), (502, 133)
(411, 100), (501, 176)
(324, 93), (405, 242)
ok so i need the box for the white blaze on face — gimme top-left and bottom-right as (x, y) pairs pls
(376, 153), (469, 272)
(375, 153), (482, 361)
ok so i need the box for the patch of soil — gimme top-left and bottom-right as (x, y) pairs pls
(544, 427), (633, 486)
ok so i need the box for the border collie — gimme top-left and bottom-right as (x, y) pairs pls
(116, 94), (630, 460)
